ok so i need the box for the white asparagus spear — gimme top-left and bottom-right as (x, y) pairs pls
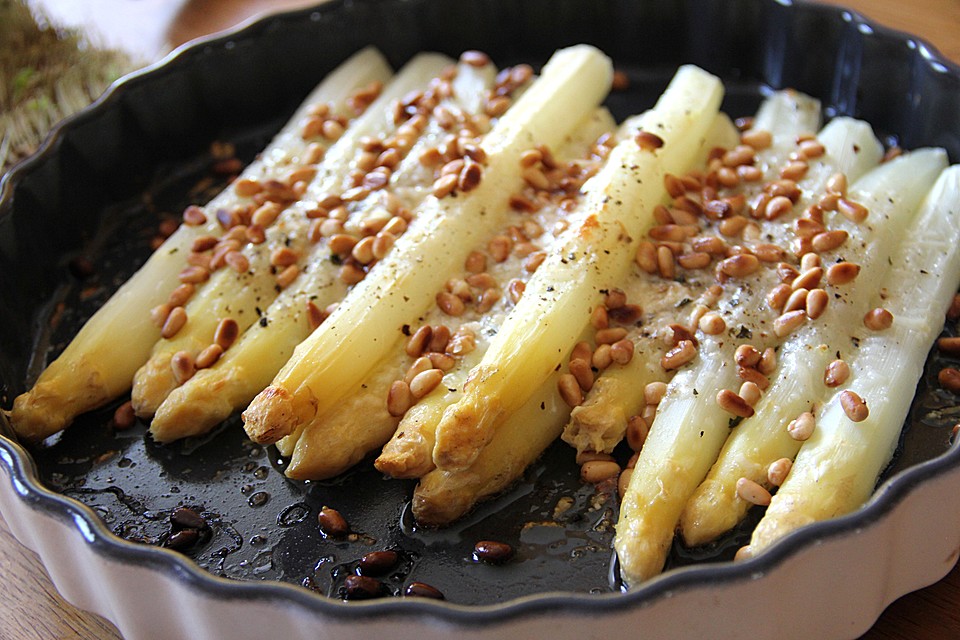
(130, 52), (452, 419)
(413, 371), (567, 525)
(430, 65), (725, 472)
(7, 47), (392, 441)
(149, 59), (495, 442)
(746, 160), (957, 556)
(242, 45), (614, 446)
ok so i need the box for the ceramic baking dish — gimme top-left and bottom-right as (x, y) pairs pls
(2, 0), (960, 637)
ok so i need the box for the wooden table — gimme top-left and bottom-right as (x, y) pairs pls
(3, 0), (960, 638)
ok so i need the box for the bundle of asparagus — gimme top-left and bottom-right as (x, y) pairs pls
(8, 43), (959, 590)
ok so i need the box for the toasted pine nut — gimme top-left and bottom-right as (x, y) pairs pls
(626, 415), (649, 452)
(837, 198), (868, 223)
(840, 390), (869, 422)
(736, 477), (771, 506)
(162, 306), (188, 339)
(387, 380), (413, 416)
(739, 381), (761, 406)
(719, 254), (760, 278)
(195, 344), (224, 369)
(661, 340), (697, 370)
(767, 458), (793, 487)
(171, 351), (195, 384)
(863, 307), (893, 331)
(787, 412), (816, 441)
(792, 267), (823, 291)
(824, 359), (850, 387)
(806, 288), (829, 319)
(580, 460), (621, 484)
(758, 347), (777, 375)
(558, 374), (584, 407)
(569, 359), (594, 392)
(735, 344), (761, 367)
(774, 310), (806, 337)
(826, 261), (860, 285)
(409, 369), (444, 399)
(716, 389), (754, 418)
(812, 229), (848, 252)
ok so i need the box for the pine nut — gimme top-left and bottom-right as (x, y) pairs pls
(409, 369), (444, 399)
(826, 261), (860, 285)
(787, 412), (815, 440)
(837, 198), (868, 223)
(580, 460), (621, 484)
(626, 415), (649, 451)
(719, 254), (760, 278)
(569, 359), (594, 392)
(812, 229), (848, 252)
(716, 389), (754, 418)
(774, 310), (806, 337)
(792, 267), (823, 291)
(806, 288), (829, 319)
(736, 477), (771, 506)
(558, 374), (584, 407)
(824, 359), (850, 387)
(162, 306), (188, 339)
(660, 340), (696, 370)
(767, 458), (793, 486)
(840, 390), (869, 422)
(699, 311), (726, 335)
(863, 307), (893, 331)
(387, 380), (414, 416)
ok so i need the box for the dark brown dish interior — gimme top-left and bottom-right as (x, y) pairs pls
(1, 0), (959, 612)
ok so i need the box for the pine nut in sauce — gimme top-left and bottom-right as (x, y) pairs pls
(863, 307), (894, 331)
(840, 390), (869, 422)
(738, 365), (770, 390)
(581, 460), (621, 484)
(592, 344), (613, 370)
(150, 303), (172, 328)
(596, 327), (628, 345)
(826, 261), (860, 286)
(800, 252), (821, 272)
(767, 283), (792, 312)
(787, 412), (816, 441)
(767, 458), (793, 487)
(112, 401), (136, 431)
(317, 506), (349, 537)
(167, 283), (195, 308)
(590, 306), (609, 330)
(473, 540), (514, 564)
(938, 337), (960, 356)
(225, 251), (249, 273)
(678, 252), (712, 270)
(736, 477), (772, 506)
(657, 245), (676, 279)
(740, 128), (772, 150)
(635, 240), (658, 273)
(779, 160), (808, 181)
(938, 368), (960, 393)
(764, 195), (794, 220)
(610, 339), (634, 365)
(826, 172), (848, 195)
(716, 389), (754, 418)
